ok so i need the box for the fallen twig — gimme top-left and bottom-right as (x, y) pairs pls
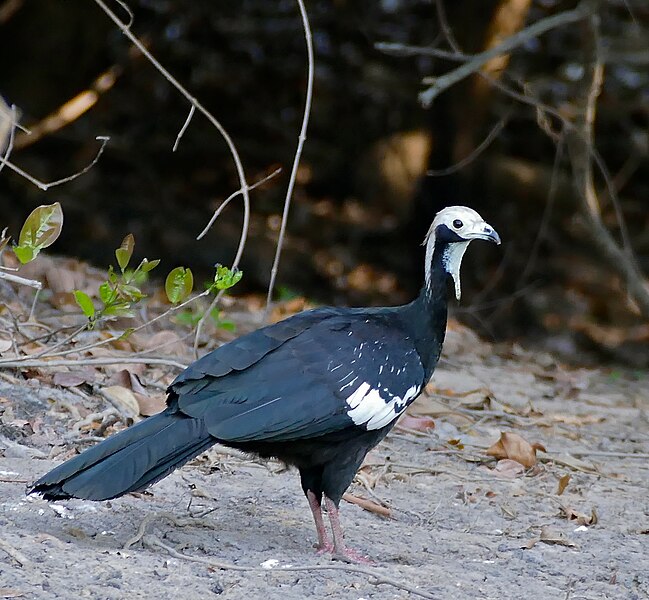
(0, 356), (186, 370)
(143, 533), (436, 599)
(0, 538), (31, 567)
(342, 493), (392, 517)
(123, 512), (218, 550)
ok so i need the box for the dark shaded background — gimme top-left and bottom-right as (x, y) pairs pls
(1, 0), (648, 363)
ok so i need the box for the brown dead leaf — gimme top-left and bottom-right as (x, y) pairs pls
(134, 392), (166, 417)
(557, 474), (570, 495)
(131, 330), (183, 355)
(560, 505), (598, 526)
(539, 525), (578, 548)
(101, 385), (139, 419)
(550, 414), (605, 426)
(397, 414), (435, 432)
(486, 432), (545, 468)
(45, 265), (77, 295)
(53, 369), (96, 388)
(271, 297), (307, 322)
(342, 493), (391, 517)
(492, 459), (525, 478)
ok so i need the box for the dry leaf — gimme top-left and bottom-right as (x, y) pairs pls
(134, 392), (166, 417)
(550, 414), (605, 426)
(397, 414), (435, 432)
(486, 432), (545, 468)
(557, 474), (570, 495)
(53, 370), (95, 388)
(492, 459), (525, 478)
(131, 330), (183, 355)
(539, 526), (578, 548)
(0, 339), (12, 353)
(560, 505), (598, 526)
(101, 385), (139, 419)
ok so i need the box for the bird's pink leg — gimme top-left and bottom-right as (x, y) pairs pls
(323, 496), (373, 564)
(307, 490), (333, 553)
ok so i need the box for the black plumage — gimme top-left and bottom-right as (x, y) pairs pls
(29, 206), (500, 562)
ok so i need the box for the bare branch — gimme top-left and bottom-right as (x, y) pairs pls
(565, 9), (649, 316)
(375, 42), (469, 62)
(91, 0), (252, 278)
(172, 104), (195, 152)
(264, 0), (314, 317)
(196, 168), (282, 241)
(427, 115), (508, 177)
(0, 101), (16, 176)
(2, 136), (110, 191)
(0, 269), (42, 290)
(419, 1), (595, 107)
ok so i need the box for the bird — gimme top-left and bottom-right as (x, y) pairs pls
(29, 205), (500, 563)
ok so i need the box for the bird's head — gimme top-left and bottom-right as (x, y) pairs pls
(423, 206), (501, 301)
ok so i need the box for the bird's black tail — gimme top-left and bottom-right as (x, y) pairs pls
(28, 408), (215, 501)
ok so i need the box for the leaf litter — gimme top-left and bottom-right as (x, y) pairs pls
(0, 257), (648, 598)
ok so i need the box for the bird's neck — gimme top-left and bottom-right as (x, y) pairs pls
(400, 240), (450, 381)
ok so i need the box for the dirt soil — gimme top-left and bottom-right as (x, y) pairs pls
(1, 324), (648, 600)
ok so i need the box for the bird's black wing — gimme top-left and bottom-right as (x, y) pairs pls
(169, 309), (425, 443)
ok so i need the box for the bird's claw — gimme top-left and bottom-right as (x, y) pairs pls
(331, 547), (374, 565)
(315, 541), (334, 555)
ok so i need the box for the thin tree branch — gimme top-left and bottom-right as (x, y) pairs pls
(0, 102), (16, 176)
(143, 533), (436, 599)
(427, 115), (508, 176)
(172, 104), (195, 152)
(375, 42), (470, 62)
(196, 168), (282, 241)
(91, 0), (252, 324)
(565, 8), (649, 317)
(419, 0), (595, 107)
(0, 269), (42, 290)
(264, 0), (314, 318)
(3, 136), (109, 191)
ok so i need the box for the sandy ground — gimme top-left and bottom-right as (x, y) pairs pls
(1, 328), (648, 600)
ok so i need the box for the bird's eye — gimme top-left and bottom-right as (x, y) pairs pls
(452, 219), (463, 229)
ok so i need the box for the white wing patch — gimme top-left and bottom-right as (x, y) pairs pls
(345, 382), (420, 430)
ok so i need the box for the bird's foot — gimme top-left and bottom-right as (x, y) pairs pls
(330, 546), (374, 565)
(315, 541), (335, 555)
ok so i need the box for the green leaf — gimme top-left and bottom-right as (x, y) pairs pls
(217, 320), (236, 332)
(175, 309), (201, 327)
(17, 202), (64, 254)
(115, 234), (135, 272)
(137, 258), (160, 273)
(213, 264), (243, 291)
(98, 282), (114, 305)
(13, 244), (35, 264)
(118, 284), (145, 302)
(165, 267), (194, 304)
(102, 302), (133, 318)
(13, 202), (65, 264)
(73, 290), (95, 318)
